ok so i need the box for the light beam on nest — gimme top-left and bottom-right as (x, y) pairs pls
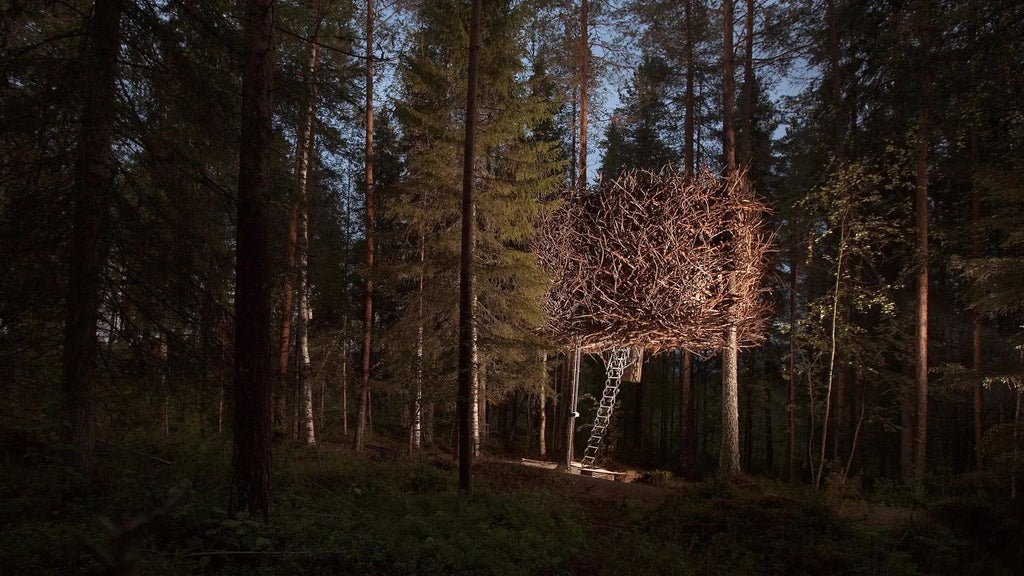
(535, 167), (772, 355)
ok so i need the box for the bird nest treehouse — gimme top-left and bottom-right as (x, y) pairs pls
(534, 167), (772, 468)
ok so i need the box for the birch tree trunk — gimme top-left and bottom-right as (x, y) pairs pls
(295, 8), (322, 447)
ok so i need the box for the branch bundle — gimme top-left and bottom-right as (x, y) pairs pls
(535, 167), (771, 353)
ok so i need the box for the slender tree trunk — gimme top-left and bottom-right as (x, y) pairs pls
(62, 0), (123, 475)
(159, 334), (170, 437)
(680, 0), (698, 479)
(719, 0), (740, 477)
(740, 0), (754, 168)
(471, 303), (480, 457)
(295, 12), (322, 447)
(835, 363), (850, 466)
(232, 0), (275, 520)
(577, 0), (590, 189)
(565, 346), (581, 469)
(913, 119), (929, 487)
(411, 227), (425, 451)
(478, 355), (487, 453)
(787, 258), (798, 480)
(722, 0), (736, 172)
(816, 231), (845, 490)
(342, 316), (349, 436)
(680, 350), (696, 476)
(764, 378), (774, 472)
(458, 0), (483, 493)
(826, 0), (845, 160)
(540, 353), (548, 458)
(970, 134), (984, 471)
(276, 197), (296, 439)
(683, 0), (695, 175)
(354, 0), (375, 452)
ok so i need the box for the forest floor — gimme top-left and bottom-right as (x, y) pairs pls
(3, 434), (1022, 575)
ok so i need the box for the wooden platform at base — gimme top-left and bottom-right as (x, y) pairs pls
(577, 465), (631, 481)
(517, 458), (637, 482)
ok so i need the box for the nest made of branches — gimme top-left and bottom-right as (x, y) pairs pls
(535, 167), (772, 354)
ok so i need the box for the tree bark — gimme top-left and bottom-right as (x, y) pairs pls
(970, 133), (984, 471)
(61, 0), (123, 475)
(680, 350), (696, 477)
(721, 0), (736, 173)
(577, 0), (590, 189)
(740, 0), (754, 168)
(826, 0), (845, 161)
(354, 0), (375, 452)
(411, 226), (425, 451)
(540, 353), (548, 458)
(471, 301), (481, 457)
(458, 0), (483, 493)
(683, 0), (695, 175)
(276, 188), (296, 440)
(564, 346), (581, 468)
(719, 0), (740, 477)
(787, 257), (798, 480)
(913, 118), (929, 487)
(720, 325), (741, 475)
(295, 10), (322, 447)
(232, 0), (275, 520)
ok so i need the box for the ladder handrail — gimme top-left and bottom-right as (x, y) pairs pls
(580, 348), (635, 468)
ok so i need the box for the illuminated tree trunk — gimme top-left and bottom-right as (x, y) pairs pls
(458, 0), (482, 493)
(913, 119), (929, 487)
(62, 0), (123, 475)
(232, 0), (275, 519)
(539, 353), (548, 458)
(354, 0), (375, 452)
(683, 0), (696, 175)
(295, 10), (322, 447)
(577, 0), (590, 188)
(471, 298), (480, 456)
(719, 0), (741, 477)
(410, 226), (425, 451)
(721, 326), (741, 475)
(679, 0), (698, 478)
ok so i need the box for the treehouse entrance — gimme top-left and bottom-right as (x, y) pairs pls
(580, 347), (639, 468)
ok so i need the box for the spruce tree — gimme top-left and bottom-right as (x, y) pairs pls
(389, 0), (564, 447)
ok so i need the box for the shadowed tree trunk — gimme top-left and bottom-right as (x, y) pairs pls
(458, 0), (483, 492)
(232, 0), (276, 520)
(970, 133), (984, 471)
(354, 0), (375, 453)
(61, 0), (123, 476)
(787, 258), (798, 480)
(679, 0), (698, 479)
